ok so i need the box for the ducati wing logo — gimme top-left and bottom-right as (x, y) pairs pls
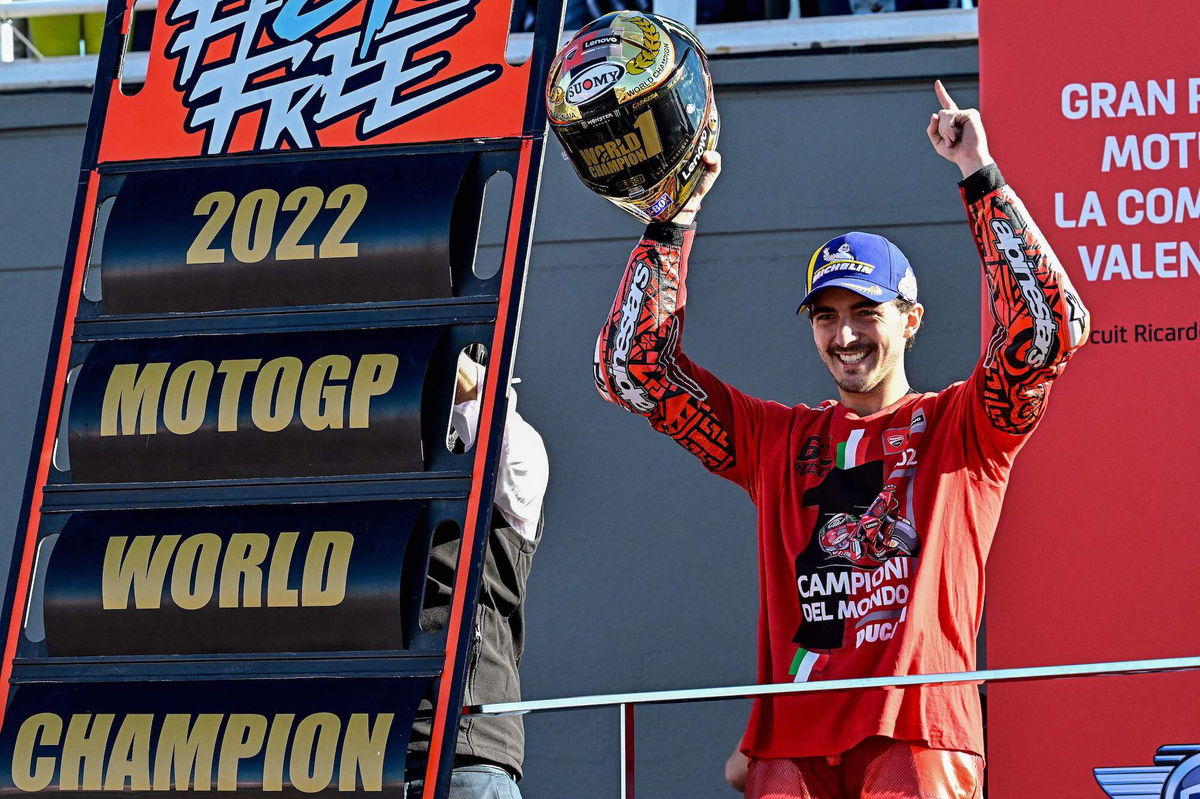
(1095, 745), (1200, 799)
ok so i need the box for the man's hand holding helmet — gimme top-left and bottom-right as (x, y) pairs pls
(671, 150), (720, 227)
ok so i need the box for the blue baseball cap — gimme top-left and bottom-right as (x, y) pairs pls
(797, 232), (918, 312)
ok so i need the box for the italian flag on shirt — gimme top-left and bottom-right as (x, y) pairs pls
(836, 429), (866, 469)
(789, 647), (830, 683)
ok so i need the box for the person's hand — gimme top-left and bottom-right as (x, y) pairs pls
(671, 150), (721, 227)
(455, 350), (479, 403)
(926, 80), (995, 179)
(724, 747), (749, 793)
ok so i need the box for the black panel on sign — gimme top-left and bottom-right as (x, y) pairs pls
(41, 502), (431, 657)
(67, 329), (437, 483)
(100, 154), (470, 313)
(0, 678), (424, 796)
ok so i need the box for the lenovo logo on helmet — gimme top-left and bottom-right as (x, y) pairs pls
(677, 126), (711, 183)
(567, 63), (625, 104)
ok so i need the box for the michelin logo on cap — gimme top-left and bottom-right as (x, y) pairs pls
(813, 263), (875, 281)
(798, 231), (917, 310)
(825, 242), (854, 264)
(811, 242), (878, 282)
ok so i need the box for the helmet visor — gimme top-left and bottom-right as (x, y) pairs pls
(555, 47), (708, 200)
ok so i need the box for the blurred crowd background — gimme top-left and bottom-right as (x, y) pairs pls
(10, 0), (975, 60)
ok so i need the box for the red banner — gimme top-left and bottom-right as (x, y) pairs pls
(981, 2), (1200, 797)
(98, 0), (531, 162)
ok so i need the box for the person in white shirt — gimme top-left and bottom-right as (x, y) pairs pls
(406, 347), (549, 799)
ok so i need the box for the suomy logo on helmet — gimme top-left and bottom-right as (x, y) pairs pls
(567, 63), (625, 104)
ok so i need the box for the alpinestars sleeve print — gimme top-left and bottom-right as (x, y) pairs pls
(957, 165), (1091, 470)
(594, 222), (779, 496)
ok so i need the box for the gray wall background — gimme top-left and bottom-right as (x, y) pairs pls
(0, 44), (983, 798)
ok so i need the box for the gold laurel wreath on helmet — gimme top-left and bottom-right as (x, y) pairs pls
(625, 16), (661, 75)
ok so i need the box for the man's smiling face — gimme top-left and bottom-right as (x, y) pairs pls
(808, 287), (922, 398)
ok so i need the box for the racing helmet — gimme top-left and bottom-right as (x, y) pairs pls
(545, 12), (719, 223)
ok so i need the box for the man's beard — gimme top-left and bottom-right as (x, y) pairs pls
(824, 344), (892, 396)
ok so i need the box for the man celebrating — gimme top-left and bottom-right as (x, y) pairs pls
(593, 82), (1089, 798)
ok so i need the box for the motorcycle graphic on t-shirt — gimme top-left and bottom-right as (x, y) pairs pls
(794, 458), (922, 654)
(817, 483), (919, 568)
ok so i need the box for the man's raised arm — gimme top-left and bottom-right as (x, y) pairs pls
(592, 153), (762, 483)
(929, 81), (1091, 437)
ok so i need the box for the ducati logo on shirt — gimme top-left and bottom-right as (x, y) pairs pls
(883, 430), (909, 453)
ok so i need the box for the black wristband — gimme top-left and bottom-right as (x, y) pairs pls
(644, 221), (693, 245)
(958, 163), (1006, 203)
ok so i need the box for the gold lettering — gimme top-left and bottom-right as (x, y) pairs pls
(302, 531), (353, 608)
(153, 714), (221, 790)
(217, 714), (267, 790)
(266, 533), (300, 608)
(339, 714), (394, 791)
(634, 109), (663, 158)
(162, 360), (214, 435)
(12, 713), (61, 791)
(230, 189), (279, 264)
(320, 184), (366, 260)
(103, 714), (152, 790)
(219, 533), (270, 608)
(100, 363), (169, 436)
(289, 713), (339, 793)
(299, 355), (351, 431)
(216, 359), (262, 432)
(102, 535), (180, 610)
(348, 354), (398, 429)
(252, 357), (302, 433)
(262, 714), (295, 791)
(170, 534), (221, 611)
(278, 187), (322, 261)
(61, 713), (113, 791)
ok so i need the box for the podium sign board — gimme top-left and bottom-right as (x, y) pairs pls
(0, 0), (562, 795)
(980, 2), (1200, 797)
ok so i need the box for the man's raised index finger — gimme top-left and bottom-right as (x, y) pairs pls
(934, 79), (958, 111)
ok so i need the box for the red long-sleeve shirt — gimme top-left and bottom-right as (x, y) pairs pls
(593, 165), (1089, 758)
